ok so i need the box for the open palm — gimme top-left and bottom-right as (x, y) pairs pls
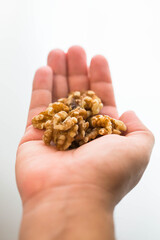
(16, 46), (154, 205)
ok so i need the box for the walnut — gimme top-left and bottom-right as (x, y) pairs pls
(32, 90), (127, 150)
(32, 112), (52, 129)
(83, 128), (100, 144)
(43, 120), (53, 145)
(75, 116), (89, 141)
(111, 118), (127, 134)
(59, 90), (103, 115)
(89, 115), (112, 134)
(53, 124), (79, 150)
(53, 111), (77, 131)
(32, 102), (69, 129)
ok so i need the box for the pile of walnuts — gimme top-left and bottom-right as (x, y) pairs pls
(32, 91), (126, 150)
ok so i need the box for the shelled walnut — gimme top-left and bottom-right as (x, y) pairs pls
(32, 90), (127, 150)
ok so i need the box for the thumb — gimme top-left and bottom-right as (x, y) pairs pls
(120, 111), (151, 135)
(119, 110), (155, 155)
(119, 111), (154, 192)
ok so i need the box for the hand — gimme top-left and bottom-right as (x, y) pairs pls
(16, 46), (154, 240)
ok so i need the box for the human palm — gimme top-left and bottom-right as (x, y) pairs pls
(16, 46), (154, 205)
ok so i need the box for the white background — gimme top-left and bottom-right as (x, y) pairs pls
(0, 0), (160, 239)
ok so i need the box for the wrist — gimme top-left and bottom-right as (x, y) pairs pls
(20, 184), (115, 240)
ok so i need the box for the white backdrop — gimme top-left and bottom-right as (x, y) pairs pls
(0, 0), (160, 239)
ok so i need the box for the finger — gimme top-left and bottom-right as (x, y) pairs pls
(47, 49), (68, 101)
(89, 55), (118, 118)
(26, 66), (53, 128)
(67, 46), (89, 91)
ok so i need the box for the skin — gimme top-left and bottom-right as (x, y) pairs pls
(16, 46), (154, 240)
